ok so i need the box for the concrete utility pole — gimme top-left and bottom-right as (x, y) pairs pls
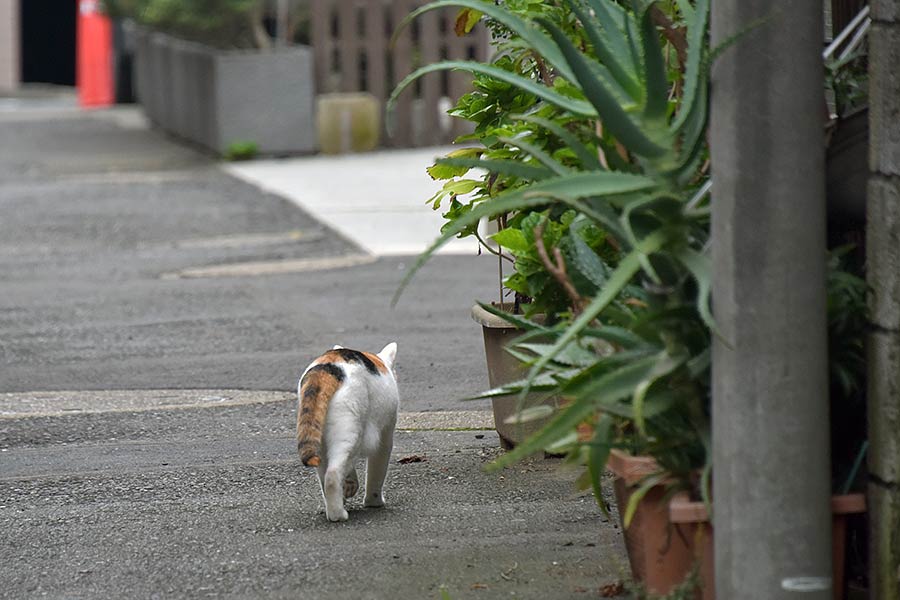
(711, 2), (832, 599)
(867, 1), (900, 597)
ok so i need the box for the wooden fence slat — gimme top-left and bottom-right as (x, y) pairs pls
(420, 8), (441, 146)
(311, 0), (488, 147)
(337, 0), (357, 92)
(311, 0), (332, 93)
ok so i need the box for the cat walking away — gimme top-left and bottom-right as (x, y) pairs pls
(297, 343), (399, 522)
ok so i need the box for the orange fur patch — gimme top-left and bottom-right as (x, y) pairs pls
(297, 363), (343, 467)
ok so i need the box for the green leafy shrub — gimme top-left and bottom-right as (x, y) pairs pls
(391, 0), (715, 507)
(103, 0), (310, 49)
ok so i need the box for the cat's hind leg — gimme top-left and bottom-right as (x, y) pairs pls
(364, 429), (394, 508)
(323, 461), (350, 522)
(343, 466), (359, 499)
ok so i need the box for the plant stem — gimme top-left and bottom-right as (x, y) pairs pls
(534, 218), (585, 315)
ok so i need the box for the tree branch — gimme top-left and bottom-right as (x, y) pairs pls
(534, 219), (585, 315)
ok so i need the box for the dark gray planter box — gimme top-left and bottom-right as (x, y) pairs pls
(132, 26), (315, 155)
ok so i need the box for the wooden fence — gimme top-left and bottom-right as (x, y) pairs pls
(310, 0), (489, 147)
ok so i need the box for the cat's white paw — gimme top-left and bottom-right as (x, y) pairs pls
(364, 492), (385, 508)
(326, 507), (349, 522)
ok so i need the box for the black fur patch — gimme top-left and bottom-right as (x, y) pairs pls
(302, 384), (320, 400)
(302, 362), (345, 384)
(331, 348), (380, 375)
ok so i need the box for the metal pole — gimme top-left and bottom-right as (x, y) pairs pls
(866, 1), (900, 597)
(710, 1), (832, 599)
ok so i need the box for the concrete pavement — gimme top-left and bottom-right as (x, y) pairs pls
(0, 102), (627, 599)
(224, 148), (481, 256)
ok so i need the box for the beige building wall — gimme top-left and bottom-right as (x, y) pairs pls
(0, 0), (20, 92)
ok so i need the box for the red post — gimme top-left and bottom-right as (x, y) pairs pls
(76, 0), (113, 107)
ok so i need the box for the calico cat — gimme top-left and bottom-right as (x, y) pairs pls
(297, 343), (399, 522)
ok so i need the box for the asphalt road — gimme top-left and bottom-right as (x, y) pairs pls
(0, 110), (499, 410)
(0, 106), (627, 599)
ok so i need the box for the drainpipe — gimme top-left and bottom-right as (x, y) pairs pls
(710, 1), (832, 599)
(866, 1), (900, 597)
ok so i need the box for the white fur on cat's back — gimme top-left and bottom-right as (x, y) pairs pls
(304, 342), (399, 522)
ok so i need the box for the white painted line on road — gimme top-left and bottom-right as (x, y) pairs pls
(0, 390), (294, 419)
(0, 390), (495, 430)
(160, 253), (377, 279)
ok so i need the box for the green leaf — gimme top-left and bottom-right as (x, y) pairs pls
(672, 0), (709, 133)
(632, 347), (689, 434)
(487, 353), (662, 471)
(454, 7), (482, 35)
(504, 404), (555, 424)
(492, 228), (530, 253)
(672, 246), (717, 333)
(427, 162), (471, 180)
(566, 227), (609, 291)
(638, 6), (669, 123)
(516, 342), (599, 367)
(475, 302), (551, 333)
(587, 414), (614, 513)
(512, 113), (603, 171)
(537, 19), (669, 159)
(580, 325), (649, 349)
(623, 472), (668, 527)
(432, 157), (554, 182)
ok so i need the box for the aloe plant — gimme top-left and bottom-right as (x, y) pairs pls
(391, 0), (714, 508)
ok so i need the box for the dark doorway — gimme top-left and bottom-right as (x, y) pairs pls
(21, 0), (77, 85)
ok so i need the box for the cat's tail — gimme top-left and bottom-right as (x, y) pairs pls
(296, 363), (345, 467)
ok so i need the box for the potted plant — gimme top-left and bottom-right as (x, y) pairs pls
(101, 0), (316, 156)
(394, 0), (627, 447)
(392, 0), (870, 596)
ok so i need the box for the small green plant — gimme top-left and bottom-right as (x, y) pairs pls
(223, 140), (259, 161)
(102, 0), (310, 49)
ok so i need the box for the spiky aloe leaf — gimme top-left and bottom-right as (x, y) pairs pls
(585, 0), (638, 73)
(538, 18), (669, 159)
(497, 136), (572, 176)
(564, 0), (641, 100)
(631, 346), (689, 434)
(394, 0), (577, 83)
(672, 246), (717, 333)
(386, 61), (597, 134)
(638, 5), (669, 123)
(671, 0), (709, 133)
(475, 302), (551, 332)
(486, 352), (664, 470)
(624, 472), (669, 527)
(580, 325), (650, 350)
(587, 413), (614, 512)
(512, 114), (603, 171)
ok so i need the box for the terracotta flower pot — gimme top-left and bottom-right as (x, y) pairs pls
(609, 449), (867, 600)
(470, 303), (560, 449)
